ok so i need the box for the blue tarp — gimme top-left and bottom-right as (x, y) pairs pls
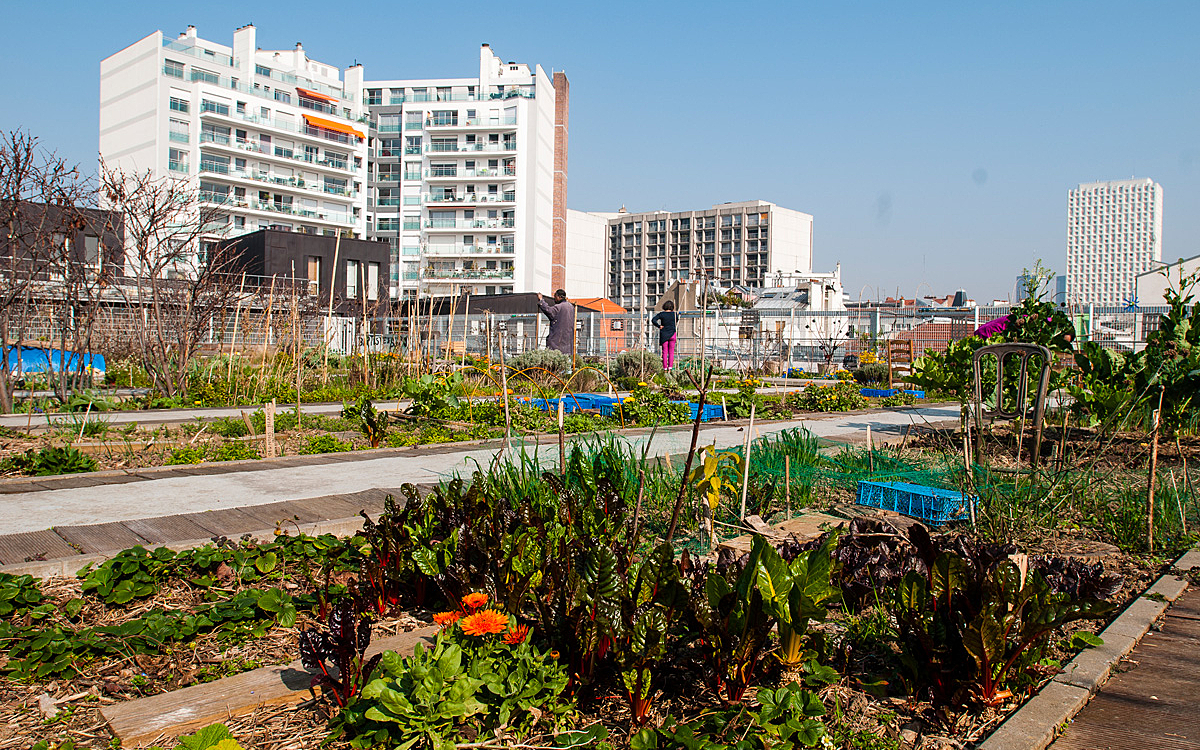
(4, 346), (105, 375)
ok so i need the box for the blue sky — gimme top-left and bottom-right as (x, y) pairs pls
(2, 1), (1196, 301)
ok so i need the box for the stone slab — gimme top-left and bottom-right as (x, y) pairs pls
(102, 625), (439, 747)
(0, 529), (79, 565)
(977, 681), (1091, 750)
(54, 522), (151, 554)
(1053, 633), (1137, 693)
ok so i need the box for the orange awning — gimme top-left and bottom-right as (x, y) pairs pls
(297, 87), (338, 104)
(303, 114), (364, 140)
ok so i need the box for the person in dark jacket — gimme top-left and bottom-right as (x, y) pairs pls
(651, 300), (678, 370)
(537, 289), (576, 355)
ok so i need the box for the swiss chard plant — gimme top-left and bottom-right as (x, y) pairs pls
(300, 597), (381, 708)
(752, 535), (840, 672)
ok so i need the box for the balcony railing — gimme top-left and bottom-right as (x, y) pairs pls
(197, 162), (358, 199)
(199, 194), (355, 225)
(379, 89), (535, 105)
(422, 193), (517, 205)
(424, 218), (516, 230)
(423, 244), (516, 256)
(168, 161), (189, 174)
(426, 116), (519, 128)
(422, 268), (515, 280)
(425, 142), (517, 154)
(424, 167), (516, 178)
(163, 38), (234, 67)
(168, 131), (190, 144)
(202, 109), (365, 148)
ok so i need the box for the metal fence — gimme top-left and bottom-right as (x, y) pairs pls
(327, 304), (1172, 372)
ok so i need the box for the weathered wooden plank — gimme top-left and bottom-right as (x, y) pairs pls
(102, 624), (439, 747)
(282, 494), (362, 521)
(54, 522), (151, 554)
(181, 508), (273, 538)
(120, 515), (218, 545)
(236, 500), (323, 529)
(0, 529), (79, 565)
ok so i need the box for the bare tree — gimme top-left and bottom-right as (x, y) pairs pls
(100, 161), (237, 400)
(0, 130), (94, 412)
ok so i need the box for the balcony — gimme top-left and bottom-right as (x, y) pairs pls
(422, 268), (514, 281)
(197, 162), (358, 200)
(168, 131), (190, 144)
(201, 108), (364, 148)
(199, 194), (355, 225)
(424, 167), (516, 179)
(422, 192), (517, 205)
(426, 116), (519, 129)
(423, 244), (516, 256)
(424, 218), (515, 231)
(163, 38), (234, 67)
(199, 133), (357, 173)
(424, 142), (518, 154)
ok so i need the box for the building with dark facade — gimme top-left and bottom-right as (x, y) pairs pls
(1, 202), (125, 279)
(215, 228), (389, 314)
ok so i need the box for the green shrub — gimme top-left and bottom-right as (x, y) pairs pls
(506, 348), (572, 376)
(299, 434), (354, 455)
(165, 446), (208, 465)
(249, 408), (299, 434)
(853, 363), (889, 384)
(617, 384), (691, 426)
(612, 350), (662, 381)
(211, 441), (261, 462)
(209, 416), (250, 438)
(792, 380), (868, 412)
(0, 446), (97, 476)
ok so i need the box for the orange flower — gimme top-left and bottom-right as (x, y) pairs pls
(503, 624), (531, 645)
(549, 650), (560, 659)
(461, 592), (489, 610)
(460, 609), (508, 636)
(433, 611), (462, 628)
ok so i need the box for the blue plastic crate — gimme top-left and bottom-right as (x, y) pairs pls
(855, 480), (973, 526)
(904, 389), (925, 398)
(860, 388), (896, 398)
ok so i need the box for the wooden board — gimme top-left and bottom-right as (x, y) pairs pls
(54, 522), (151, 554)
(283, 494), (364, 521)
(181, 508), (275, 538)
(0, 529), (79, 565)
(120, 515), (219, 545)
(102, 624), (439, 747)
(236, 500), (324, 529)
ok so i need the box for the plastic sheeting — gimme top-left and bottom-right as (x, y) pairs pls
(4, 346), (105, 375)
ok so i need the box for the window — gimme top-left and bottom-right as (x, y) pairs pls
(192, 68), (219, 85)
(201, 99), (229, 116)
(163, 60), (184, 78)
(256, 64), (271, 77)
(346, 260), (360, 298)
(367, 262), (380, 301)
(168, 118), (189, 143)
(307, 256), (322, 292)
(168, 148), (188, 173)
(83, 235), (101, 268)
(274, 90), (291, 104)
(169, 97), (189, 113)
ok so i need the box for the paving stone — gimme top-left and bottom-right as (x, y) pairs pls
(977, 681), (1090, 750)
(1175, 548), (1200, 571)
(55, 522), (151, 554)
(1104, 597), (1171, 640)
(0, 529), (79, 565)
(1053, 633), (1137, 693)
(1145, 575), (1188, 601)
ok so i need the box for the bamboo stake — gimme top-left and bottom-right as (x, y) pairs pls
(1170, 469), (1186, 535)
(722, 395), (728, 421)
(227, 272), (247, 383)
(1147, 387), (1165, 552)
(323, 232), (342, 384)
(498, 324), (511, 452)
(785, 454), (791, 520)
(964, 430), (976, 531)
(461, 295), (471, 369)
(263, 274), (277, 365)
(631, 469), (646, 559)
(293, 277), (302, 425)
(557, 398), (566, 472)
(739, 403), (757, 521)
(866, 424), (874, 474)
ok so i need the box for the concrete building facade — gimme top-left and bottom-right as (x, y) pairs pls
(1066, 178), (1163, 306)
(1135, 253), (1200, 307)
(363, 45), (565, 299)
(574, 201), (813, 320)
(99, 25), (370, 263)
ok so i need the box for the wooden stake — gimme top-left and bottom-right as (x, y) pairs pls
(722, 395), (728, 421)
(227, 272), (247, 383)
(323, 232), (341, 384)
(631, 469), (645, 557)
(461, 295), (471, 369)
(866, 424), (874, 474)
(1170, 469), (1186, 535)
(263, 274), (277, 366)
(498, 326), (511, 451)
(557, 398), (566, 472)
(785, 454), (791, 520)
(739, 403), (756, 521)
(1147, 387), (1165, 553)
(265, 399), (276, 458)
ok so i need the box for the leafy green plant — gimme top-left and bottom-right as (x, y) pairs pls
(351, 397), (388, 448)
(300, 434), (354, 454)
(612, 350), (663, 381)
(401, 373), (463, 419)
(0, 446), (97, 476)
(155, 722), (245, 750)
(80, 546), (177, 605)
(0, 572), (44, 617)
(166, 446), (209, 465)
(208, 416), (250, 438)
(211, 441), (261, 462)
(300, 597), (381, 707)
(791, 379), (868, 412)
(618, 383), (691, 426)
(752, 535), (839, 670)
(723, 377), (764, 419)
(853, 363), (890, 384)
(507, 348), (573, 376)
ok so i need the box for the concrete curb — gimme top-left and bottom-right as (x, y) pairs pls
(0, 515), (371, 579)
(978, 548), (1198, 750)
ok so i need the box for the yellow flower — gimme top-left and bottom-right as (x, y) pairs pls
(638, 381), (648, 387)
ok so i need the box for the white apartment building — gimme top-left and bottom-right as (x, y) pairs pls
(572, 201), (813, 319)
(100, 25), (370, 262)
(363, 45), (567, 298)
(1066, 178), (1163, 306)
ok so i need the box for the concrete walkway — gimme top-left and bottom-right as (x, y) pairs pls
(0, 405), (958, 537)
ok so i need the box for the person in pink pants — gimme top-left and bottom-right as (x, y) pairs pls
(652, 301), (678, 371)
